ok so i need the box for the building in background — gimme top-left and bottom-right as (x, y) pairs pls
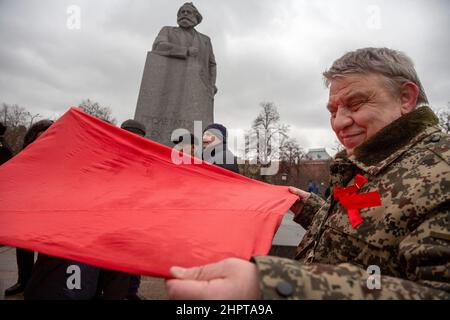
(295, 148), (332, 198)
(304, 148), (332, 161)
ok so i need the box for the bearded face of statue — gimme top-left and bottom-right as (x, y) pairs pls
(177, 5), (199, 29)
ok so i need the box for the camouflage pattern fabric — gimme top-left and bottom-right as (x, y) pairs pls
(254, 106), (450, 299)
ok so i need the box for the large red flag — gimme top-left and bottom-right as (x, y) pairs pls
(0, 108), (297, 278)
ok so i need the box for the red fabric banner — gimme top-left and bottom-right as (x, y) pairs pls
(0, 108), (297, 278)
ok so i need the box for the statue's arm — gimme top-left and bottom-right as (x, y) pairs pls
(208, 39), (218, 94)
(152, 26), (188, 59)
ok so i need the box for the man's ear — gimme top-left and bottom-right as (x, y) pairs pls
(400, 82), (420, 115)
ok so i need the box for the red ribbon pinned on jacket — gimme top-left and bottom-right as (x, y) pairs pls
(333, 174), (381, 228)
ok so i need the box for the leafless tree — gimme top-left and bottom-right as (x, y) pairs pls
(249, 102), (289, 165)
(79, 99), (117, 125)
(1, 103), (37, 127)
(280, 138), (304, 166)
(1, 103), (41, 154)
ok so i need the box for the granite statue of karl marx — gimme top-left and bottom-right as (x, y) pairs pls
(134, 2), (217, 146)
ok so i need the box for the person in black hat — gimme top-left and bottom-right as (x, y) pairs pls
(202, 123), (239, 174)
(4, 119), (54, 297)
(22, 120), (54, 147)
(120, 119), (146, 137)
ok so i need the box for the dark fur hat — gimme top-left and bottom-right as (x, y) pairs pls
(23, 119), (53, 149)
(121, 119), (146, 136)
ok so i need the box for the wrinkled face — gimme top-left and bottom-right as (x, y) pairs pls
(327, 73), (404, 156)
(177, 6), (198, 29)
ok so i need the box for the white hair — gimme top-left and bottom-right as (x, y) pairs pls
(323, 47), (428, 106)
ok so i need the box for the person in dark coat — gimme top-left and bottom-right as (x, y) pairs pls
(4, 119), (53, 297)
(0, 122), (13, 165)
(24, 256), (100, 300)
(202, 123), (240, 174)
(307, 180), (319, 194)
(24, 253), (131, 300)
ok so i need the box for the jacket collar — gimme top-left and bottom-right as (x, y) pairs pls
(332, 106), (439, 177)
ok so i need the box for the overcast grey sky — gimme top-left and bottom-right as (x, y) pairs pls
(0, 0), (449, 155)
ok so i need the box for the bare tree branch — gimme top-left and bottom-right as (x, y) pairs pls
(79, 99), (117, 125)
